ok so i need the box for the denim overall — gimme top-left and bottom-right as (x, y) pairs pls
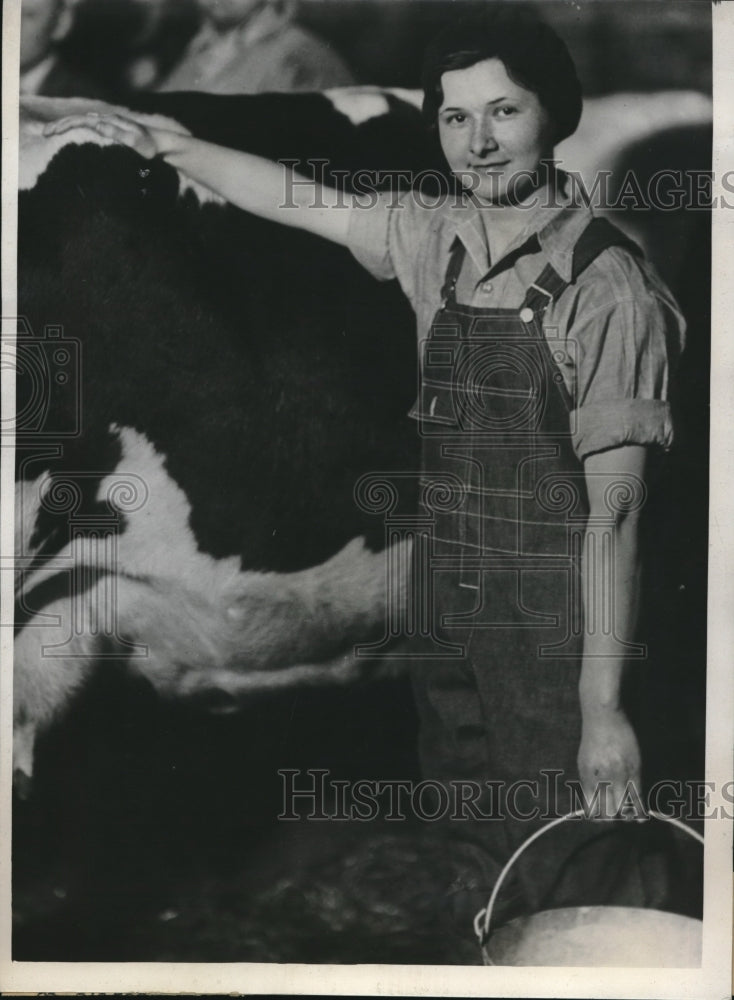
(409, 217), (652, 925)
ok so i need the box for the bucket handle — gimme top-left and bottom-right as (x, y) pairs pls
(473, 808), (704, 947)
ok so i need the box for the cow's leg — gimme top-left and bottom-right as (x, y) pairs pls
(13, 535), (411, 788)
(109, 536), (411, 696)
(13, 599), (97, 791)
(220, 536), (411, 671)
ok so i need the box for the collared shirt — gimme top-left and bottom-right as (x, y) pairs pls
(20, 55), (56, 96)
(347, 187), (686, 460)
(157, 2), (354, 95)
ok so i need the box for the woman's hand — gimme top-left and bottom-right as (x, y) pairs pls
(43, 112), (161, 159)
(43, 109), (352, 245)
(577, 705), (643, 819)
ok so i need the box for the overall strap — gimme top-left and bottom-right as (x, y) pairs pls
(439, 238), (466, 307)
(521, 217), (643, 315)
(572, 217), (642, 280)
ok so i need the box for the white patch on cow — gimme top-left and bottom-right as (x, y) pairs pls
(173, 648), (367, 698)
(556, 90), (713, 182)
(19, 95), (225, 205)
(555, 89), (713, 265)
(101, 424), (240, 584)
(14, 423), (410, 782)
(324, 87), (392, 125)
(384, 88), (423, 111)
(14, 473), (48, 591)
(100, 424), (405, 675)
(13, 591), (99, 783)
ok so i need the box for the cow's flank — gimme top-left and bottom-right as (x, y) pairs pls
(19, 95), (225, 205)
(15, 92), (424, 787)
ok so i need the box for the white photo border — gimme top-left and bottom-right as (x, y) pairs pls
(1, 0), (731, 995)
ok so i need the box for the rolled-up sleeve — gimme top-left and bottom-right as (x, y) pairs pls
(347, 191), (436, 308)
(568, 252), (686, 460)
(347, 192), (396, 281)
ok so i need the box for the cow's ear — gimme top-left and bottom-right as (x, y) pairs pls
(52, 3), (74, 43)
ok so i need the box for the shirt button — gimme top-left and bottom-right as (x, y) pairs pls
(520, 307), (534, 323)
(481, 280), (493, 293)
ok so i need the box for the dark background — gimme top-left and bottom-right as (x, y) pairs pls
(56, 0), (712, 98)
(301, 0), (712, 93)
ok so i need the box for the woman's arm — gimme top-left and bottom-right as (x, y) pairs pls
(44, 112), (354, 246)
(577, 444), (648, 818)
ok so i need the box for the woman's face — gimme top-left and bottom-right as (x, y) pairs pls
(437, 58), (555, 205)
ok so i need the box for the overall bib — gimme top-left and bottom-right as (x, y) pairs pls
(409, 217), (652, 925)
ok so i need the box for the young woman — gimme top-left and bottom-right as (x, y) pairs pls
(47, 4), (685, 944)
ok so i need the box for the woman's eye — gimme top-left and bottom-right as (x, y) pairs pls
(443, 113), (467, 126)
(495, 106), (518, 118)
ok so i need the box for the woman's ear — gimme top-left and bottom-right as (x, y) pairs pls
(51, 1), (74, 43)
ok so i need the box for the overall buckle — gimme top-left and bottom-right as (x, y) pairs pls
(529, 283), (554, 310)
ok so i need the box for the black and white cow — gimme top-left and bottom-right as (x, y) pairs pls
(13, 89), (447, 788)
(13, 84), (712, 794)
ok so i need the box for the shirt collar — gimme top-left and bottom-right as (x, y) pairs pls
(444, 174), (594, 283)
(19, 54), (56, 96)
(191, 1), (294, 52)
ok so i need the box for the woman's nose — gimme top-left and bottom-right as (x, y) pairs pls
(469, 117), (498, 157)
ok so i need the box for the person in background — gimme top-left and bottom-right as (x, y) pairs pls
(20, 0), (100, 98)
(156, 0), (355, 94)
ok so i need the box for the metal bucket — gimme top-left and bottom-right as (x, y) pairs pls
(474, 809), (703, 967)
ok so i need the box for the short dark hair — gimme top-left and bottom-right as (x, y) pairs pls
(421, 3), (582, 145)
